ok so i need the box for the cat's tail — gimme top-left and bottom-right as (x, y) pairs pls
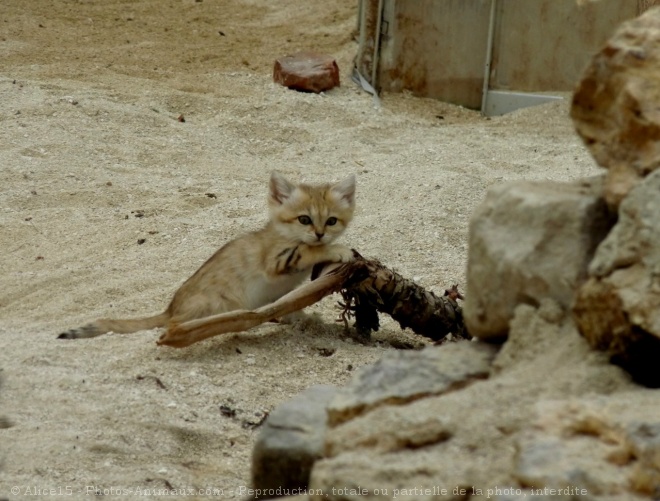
(57, 311), (170, 339)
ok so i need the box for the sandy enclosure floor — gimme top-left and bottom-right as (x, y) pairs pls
(0, 0), (600, 498)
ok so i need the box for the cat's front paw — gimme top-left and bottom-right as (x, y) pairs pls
(331, 245), (356, 263)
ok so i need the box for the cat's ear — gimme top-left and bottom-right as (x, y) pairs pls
(331, 174), (356, 207)
(269, 171), (295, 205)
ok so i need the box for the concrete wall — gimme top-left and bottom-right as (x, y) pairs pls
(378, 0), (491, 109)
(371, 0), (647, 109)
(490, 0), (637, 92)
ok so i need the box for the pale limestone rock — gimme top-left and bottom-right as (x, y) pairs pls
(254, 306), (646, 500)
(310, 450), (481, 501)
(625, 422), (660, 494)
(571, 7), (660, 207)
(324, 404), (451, 456)
(251, 385), (338, 492)
(514, 434), (627, 495)
(514, 396), (660, 498)
(326, 342), (497, 426)
(464, 176), (613, 340)
(573, 169), (660, 386)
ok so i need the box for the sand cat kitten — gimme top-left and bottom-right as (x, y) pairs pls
(58, 171), (356, 340)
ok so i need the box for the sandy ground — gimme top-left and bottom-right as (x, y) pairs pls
(0, 1), (600, 499)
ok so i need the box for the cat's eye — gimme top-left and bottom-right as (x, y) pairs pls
(326, 217), (338, 226)
(298, 215), (312, 225)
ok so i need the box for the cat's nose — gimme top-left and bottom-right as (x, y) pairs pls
(315, 232), (324, 240)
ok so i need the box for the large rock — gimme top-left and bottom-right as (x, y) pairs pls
(273, 52), (340, 93)
(514, 395), (660, 498)
(514, 434), (626, 495)
(324, 341), (497, 457)
(571, 7), (660, 208)
(324, 402), (452, 457)
(327, 342), (497, 427)
(625, 421), (660, 494)
(463, 176), (614, 340)
(251, 385), (338, 493)
(252, 304), (648, 501)
(573, 169), (660, 387)
(310, 451), (479, 501)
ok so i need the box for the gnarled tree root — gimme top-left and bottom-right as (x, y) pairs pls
(157, 255), (467, 348)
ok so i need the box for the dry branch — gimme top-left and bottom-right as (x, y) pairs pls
(338, 258), (468, 342)
(157, 256), (467, 348)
